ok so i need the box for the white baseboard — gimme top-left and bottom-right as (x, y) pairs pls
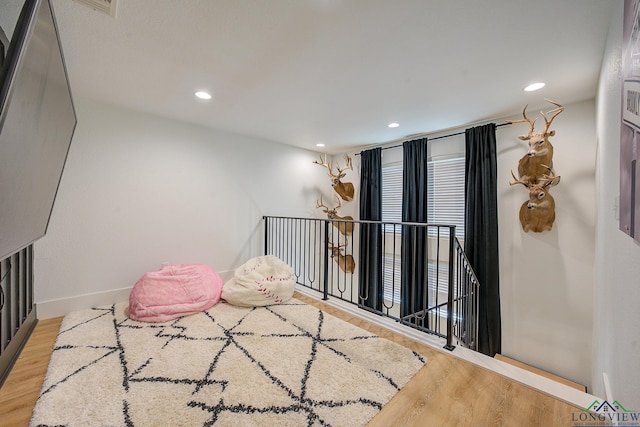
(36, 287), (133, 319)
(36, 269), (236, 320)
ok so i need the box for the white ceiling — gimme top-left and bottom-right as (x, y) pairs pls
(4, 0), (615, 153)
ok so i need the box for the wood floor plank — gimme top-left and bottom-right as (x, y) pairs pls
(0, 316), (62, 427)
(295, 293), (581, 427)
(0, 297), (582, 427)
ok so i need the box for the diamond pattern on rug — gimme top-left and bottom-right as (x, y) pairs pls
(30, 298), (426, 427)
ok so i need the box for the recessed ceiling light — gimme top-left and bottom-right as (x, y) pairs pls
(316, 143), (325, 147)
(524, 82), (545, 92)
(388, 122), (400, 128)
(195, 91), (212, 100)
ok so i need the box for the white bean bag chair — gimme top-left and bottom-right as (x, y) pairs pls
(129, 263), (223, 322)
(222, 255), (296, 307)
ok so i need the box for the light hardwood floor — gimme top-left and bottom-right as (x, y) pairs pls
(0, 294), (582, 427)
(0, 316), (63, 427)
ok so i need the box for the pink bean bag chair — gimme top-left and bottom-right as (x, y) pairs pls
(129, 263), (223, 322)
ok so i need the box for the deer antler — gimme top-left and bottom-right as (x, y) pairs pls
(316, 195), (342, 213)
(337, 154), (353, 174)
(316, 196), (329, 213)
(338, 238), (348, 249)
(327, 238), (347, 249)
(510, 170), (530, 187)
(538, 164), (554, 180)
(540, 99), (564, 133)
(333, 195), (342, 211)
(537, 167), (561, 188)
(313, 154), (337, 178)
(507, 104), (537, 140)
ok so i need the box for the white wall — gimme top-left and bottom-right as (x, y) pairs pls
(593, 0), (640, 409)
(34, 98), (327, 317)
(499, 99), (596, 390)
(351, 101), (597, 389)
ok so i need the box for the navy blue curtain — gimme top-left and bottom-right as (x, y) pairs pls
(400, 138), (429, 320)
(358, 148), (383, 311)
(465, 123), (501, 356)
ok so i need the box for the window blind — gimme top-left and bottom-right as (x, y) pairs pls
(382, 254), (401, 302)
(427, 156), (466, 237)
(381, 156), (465, 304)
(383, 256), (450, 303)
(381, 165), (403, 226)
(381, 156), (466, 238)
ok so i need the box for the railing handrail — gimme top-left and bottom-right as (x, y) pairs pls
(455, 237), (480, 287)
(453, 236), (481, 350)
(263, 215), (457, 230)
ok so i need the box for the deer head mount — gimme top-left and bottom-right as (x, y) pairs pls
(327, 240), (356, 273)
(314, 153), (355, 201)
(510, 170), (561, 233)
(508, 99), (563, 233)
(507, 99), (564, 183)
(316, 195), (354, 236)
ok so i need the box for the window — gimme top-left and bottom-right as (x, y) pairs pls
(381, 155), (466, 237)
(381, 164), (403, 230)
(427, 156), (466, 238)
(382, 254), (401, 303)
(382, 255), (450, 303)
(381, 154), (465, 304)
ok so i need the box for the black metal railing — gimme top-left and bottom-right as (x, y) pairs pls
(0, 244), (37, 386)
(263, 216), (479, 351)
(453, 238), (480, 349)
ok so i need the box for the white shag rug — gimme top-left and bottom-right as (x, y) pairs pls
(30, 299), (426, 427)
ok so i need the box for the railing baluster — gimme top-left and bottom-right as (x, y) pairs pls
(263, 216), (479, 352)
(0, 245), (36, 385)
(444, 226), (456, 351)
(322, 221), (329, 301)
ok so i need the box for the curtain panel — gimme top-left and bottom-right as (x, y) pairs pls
(400, 138), (429, 321)
(464, 123), (501, 356)
(358, 148), (383, 311)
